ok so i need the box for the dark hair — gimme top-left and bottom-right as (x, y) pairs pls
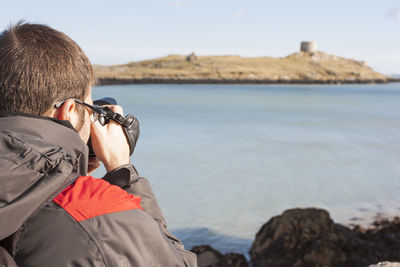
(0, 22), (94, 115)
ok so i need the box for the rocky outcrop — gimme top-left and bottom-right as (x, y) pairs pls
(249, 208), (400, 267)
(191, 245), (248, 267)
(225, 253), (248, 267)
(369, 263), (400, 267)
(190, 208), (400, 267)
(357, 216), (400, 261)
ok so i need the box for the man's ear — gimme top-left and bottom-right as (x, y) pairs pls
(54, 99), (76, 121)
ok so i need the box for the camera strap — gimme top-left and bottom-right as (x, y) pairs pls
(101, 107), (140, 156)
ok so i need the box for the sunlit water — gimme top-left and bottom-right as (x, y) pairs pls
(92, 83), (400, 256)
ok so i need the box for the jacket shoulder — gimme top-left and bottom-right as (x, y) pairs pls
(53, 176), (143, 222)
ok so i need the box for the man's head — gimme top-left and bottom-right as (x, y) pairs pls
(0, 22), (95, 141)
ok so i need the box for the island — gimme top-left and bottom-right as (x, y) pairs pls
(94, 42), (397, 85)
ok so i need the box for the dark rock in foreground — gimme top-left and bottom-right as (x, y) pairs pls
(191, 245), (227, 267)
(190, 208), (400, 267)
(369, 262), (400, 267)
(358, 216), (400, 261)
(225, 253), (248, 267)
(191, 245), (248, 267)
(250, 208), (400, 267)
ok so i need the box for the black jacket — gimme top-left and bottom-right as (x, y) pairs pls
(0, 112), (196, 266)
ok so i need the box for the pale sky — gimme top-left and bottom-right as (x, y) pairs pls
(1, 0), (400, 74)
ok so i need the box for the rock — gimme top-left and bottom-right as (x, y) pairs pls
(369, 262), (400, 267)
(191, 245), (248, 267)
(249, 208), (377, 267)
(191, 245), (228, 267)
(361, 217), (400, 260)
(225, 253), (248, 267)
(326, 70), (337, 76)
(191, 208), (400, 267)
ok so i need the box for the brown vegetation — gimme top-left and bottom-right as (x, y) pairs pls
(93, 52), (390, 84)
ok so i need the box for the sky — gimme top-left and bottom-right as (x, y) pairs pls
(1, 0), (400, 74)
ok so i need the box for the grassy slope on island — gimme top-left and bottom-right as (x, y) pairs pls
(93, 51), (389, 84)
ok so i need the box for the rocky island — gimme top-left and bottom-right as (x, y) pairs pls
(94, 42), (396, 85)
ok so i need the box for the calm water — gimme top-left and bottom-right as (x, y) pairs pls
(92, 83), (400, 255)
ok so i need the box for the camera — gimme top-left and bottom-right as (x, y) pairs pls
(88, 97), (140, 157)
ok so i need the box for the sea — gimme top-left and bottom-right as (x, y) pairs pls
(92, 83), (400, 256)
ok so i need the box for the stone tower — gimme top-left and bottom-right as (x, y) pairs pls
(300, 41), (318, 53)
(186, 52), (197, 62)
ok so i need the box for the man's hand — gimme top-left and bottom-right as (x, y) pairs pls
(90, 105), (130, 172)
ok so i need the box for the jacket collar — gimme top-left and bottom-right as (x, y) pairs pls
(0, 111), (88, 175)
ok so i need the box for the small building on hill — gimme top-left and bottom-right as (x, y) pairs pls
(186, 52), (197, 62)
(300, 41), (318, 53)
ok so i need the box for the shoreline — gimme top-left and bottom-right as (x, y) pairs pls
(97, 77), (400, 86)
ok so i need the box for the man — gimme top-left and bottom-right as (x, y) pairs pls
(0, 22), (197, 266)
